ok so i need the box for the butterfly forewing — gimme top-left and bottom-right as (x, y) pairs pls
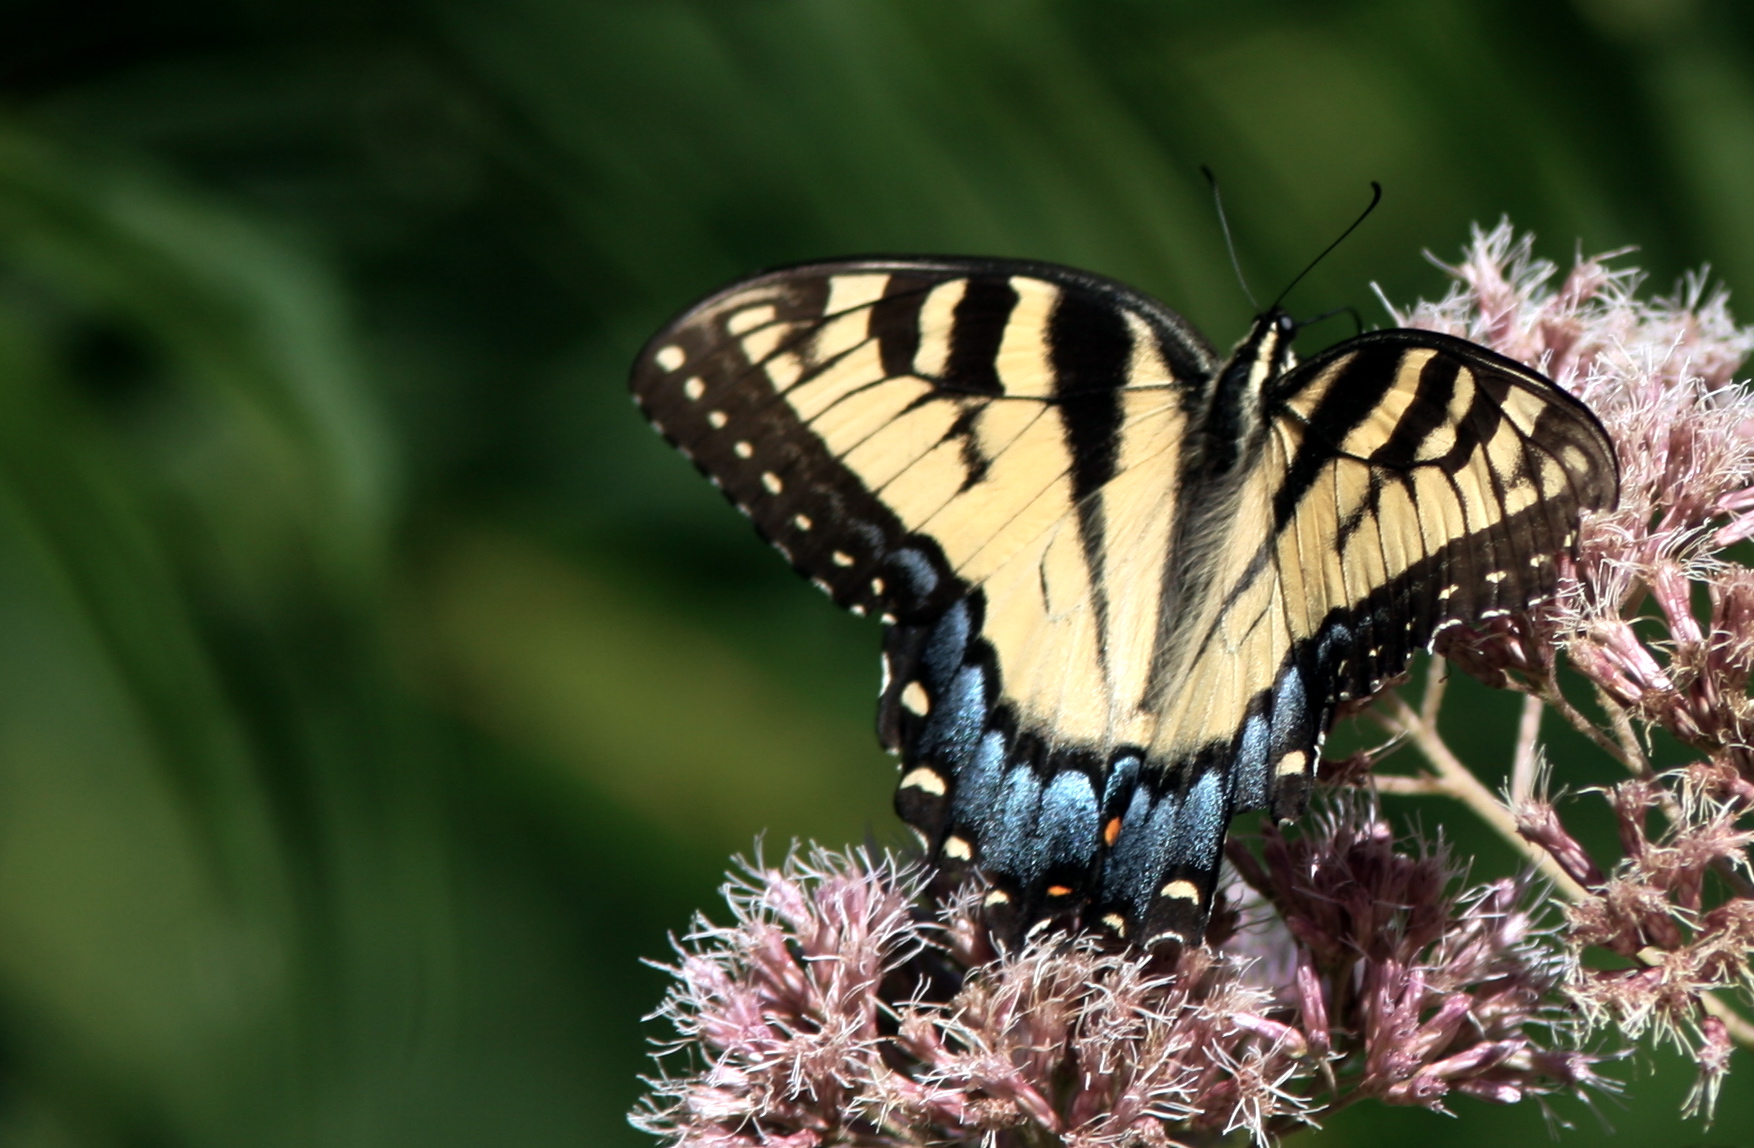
(631, 257), (1618, 949)
(1273, 332), (1615, 652)
(632, 260), (1217, 623)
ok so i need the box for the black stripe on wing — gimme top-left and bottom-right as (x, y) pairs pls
(1052, 288), (1133, 677)
(943, 278), (1016, 396)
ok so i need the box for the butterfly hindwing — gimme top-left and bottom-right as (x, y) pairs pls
(632, 258), (1618, 949)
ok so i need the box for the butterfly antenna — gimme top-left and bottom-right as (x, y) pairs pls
(1270, 181), (1383, 312)
(1296, 303), (1365, 338)
(1201, 165), (1258, 311)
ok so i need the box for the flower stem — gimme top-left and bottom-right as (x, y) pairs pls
(1375, 693), (1590, 901)
(1370, 774), (1450, 797)
(1511, 692), (1544, 805)
(1376, 689), (1754, 1053)
(1533, 678), (1637, 771)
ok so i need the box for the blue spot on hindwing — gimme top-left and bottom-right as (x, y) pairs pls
(1103, 753), (1141, 815)
(1146, 787), (1181, 871)
(1169, 770), (1226, 870)
(1102, 785), (1175, 915)
(887, 547), (939, 602)
(1039, 772), (1099, 869)
(1313, 619), (1352, 689)
(983, 767), (1043, 877)
(1268, 665), (1308, 757)
(954, 730), (1008, 829)
(922, 600), (970, 689)
(922, 663), (986, 765)
(1233, 710), (1271, 811)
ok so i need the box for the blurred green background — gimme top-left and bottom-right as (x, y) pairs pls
(0, 0), (1750, 1144)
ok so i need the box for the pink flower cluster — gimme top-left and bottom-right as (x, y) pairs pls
(634, 819), (1598, 1148)
(1389, 224), (1754, 1115)
(1227, 802), (1595, 1112)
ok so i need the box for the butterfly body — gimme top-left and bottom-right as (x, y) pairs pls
(631, 257), (1617, 947)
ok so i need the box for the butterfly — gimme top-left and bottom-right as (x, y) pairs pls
(630, 256), (1618, 947)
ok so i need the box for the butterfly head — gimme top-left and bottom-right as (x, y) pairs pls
(1233, 309), (1300, 391)
(1203, 309), (1299, 474)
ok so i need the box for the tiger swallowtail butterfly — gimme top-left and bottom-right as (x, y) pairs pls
(630, 257), (1617, 947)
